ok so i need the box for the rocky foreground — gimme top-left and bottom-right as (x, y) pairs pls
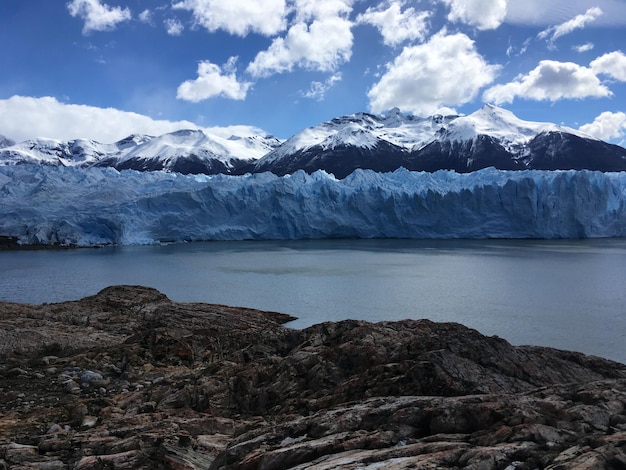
(1, 286), (625, 469)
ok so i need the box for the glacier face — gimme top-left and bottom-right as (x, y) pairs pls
(1, 164), (625, 246)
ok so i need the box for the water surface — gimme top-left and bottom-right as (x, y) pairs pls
(1, 239), (625, 364)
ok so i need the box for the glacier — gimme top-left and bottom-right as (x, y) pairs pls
(1, 164), (625, 246)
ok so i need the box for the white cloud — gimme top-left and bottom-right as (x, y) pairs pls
(483, 60), (611, 104)
(590, 51), (626, 81)
(484, 51), (626, 106)
(0, 96), (263, 143)
(177, 57), (252, 102)
(574, 43), (594, 53)
(579, 111), (626, 141)
(247, 19), (353, 76)
(67, 0), (132, 34)
(294, 0), (353, 21)
(302, 73), (342, 100)
(506, 37), (532, 57)
(138, 9), (153, 25)
(172, 0), (287, 37)
(538, 7), (603, 44)
(368, 32), (499, 115)
(505, 1), (626, 26)
(441, 0), (507, 30)
(356, 0), (430, 46)
(247, 0), (354, 77)
(164, 18), (184, 36)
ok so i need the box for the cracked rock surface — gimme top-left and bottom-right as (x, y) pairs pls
(1, 285), (625, 469)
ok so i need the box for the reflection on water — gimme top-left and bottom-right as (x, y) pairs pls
(1, 238), (625, 364)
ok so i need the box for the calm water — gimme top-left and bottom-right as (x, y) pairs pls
(1, 239), (625, 364)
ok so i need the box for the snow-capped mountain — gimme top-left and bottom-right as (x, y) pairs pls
(0, 129), (281, 174)
(0, 137), (121, 167)
(252, 105), (626, 177)
(0, 134), (14, 148)
(1, 105), (625, 177)
(95, 129), (281, 174)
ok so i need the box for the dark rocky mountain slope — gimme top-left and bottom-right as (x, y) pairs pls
(252, 106), (626, 178)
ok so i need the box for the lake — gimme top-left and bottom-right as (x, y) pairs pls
(1, 239), (625, 364)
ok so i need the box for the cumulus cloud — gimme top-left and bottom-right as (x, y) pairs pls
(441, 0), (507, 30)
(177, 57), (251, 102)
(590, 51), (626, 81)
(538, 7), (603, 45)
(172, 0), (287, 37)
(0, 96), (263, 143)
(484, 51), (626, 105)
(302, 73), (342, 100)
(67, 0), (132, 34)
(292, 0), (353, 22)
(483, 60), (612, 104)
(356, 0), (430, 46)
(579, 111), (626, 141)
(246, 0), (354, 77)
(164, 18), (184, 36)
(368, 32), (499, 115)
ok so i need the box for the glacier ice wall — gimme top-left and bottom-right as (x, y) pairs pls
(1, 164), (625, 245)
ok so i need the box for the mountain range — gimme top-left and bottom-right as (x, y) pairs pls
(2, 105), (626, 178)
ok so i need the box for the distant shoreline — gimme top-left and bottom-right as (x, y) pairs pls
(0, 235), (100, 251)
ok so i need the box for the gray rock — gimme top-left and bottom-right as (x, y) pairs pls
(64, 379), (81, 395)
(79, 370), (103, 384)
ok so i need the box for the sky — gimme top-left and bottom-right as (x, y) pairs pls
(1, 0), (626, 145)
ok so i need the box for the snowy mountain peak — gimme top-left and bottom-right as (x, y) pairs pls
(0, 126), (280, 173)
(438, 104), (594, 149)
(115, 134), (154, 149)
(272, 104), (584, 160)
(382, 107), (412, 127)
(253, 105), (626, 177)
(168, 128), (206, 139)
(0, 134), (14, 148)
(1, 105), (624, 177)
(111, 127), (278, 171)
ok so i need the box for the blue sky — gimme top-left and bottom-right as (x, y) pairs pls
(1, 0), (626, 145)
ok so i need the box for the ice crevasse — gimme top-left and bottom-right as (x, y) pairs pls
(0, 164), (625, 246)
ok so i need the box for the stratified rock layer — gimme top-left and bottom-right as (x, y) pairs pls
(1, 285), (625, 469)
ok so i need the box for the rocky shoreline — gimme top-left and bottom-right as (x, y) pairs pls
(1, 285), (625, 469)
